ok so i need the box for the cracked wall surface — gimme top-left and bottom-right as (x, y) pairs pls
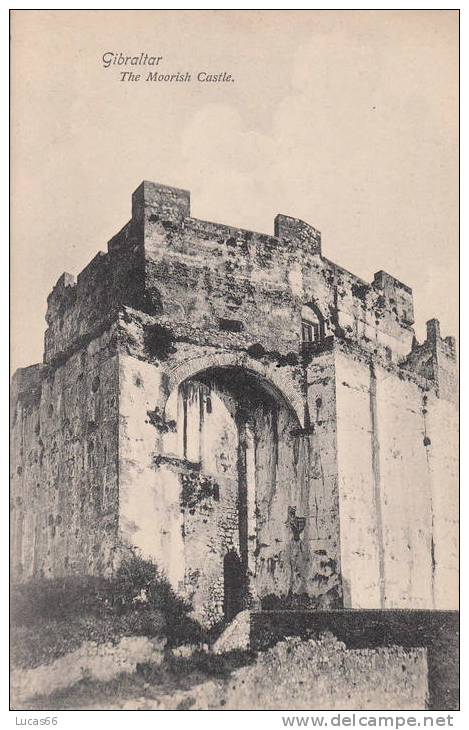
(336, 347), (458, 609)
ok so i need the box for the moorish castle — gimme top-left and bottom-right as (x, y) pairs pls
(11, 181), (458, 626)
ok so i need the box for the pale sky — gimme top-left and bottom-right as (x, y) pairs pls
(11, 10), (458, 372)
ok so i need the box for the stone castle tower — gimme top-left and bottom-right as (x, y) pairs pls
(11, 181), (458, 626)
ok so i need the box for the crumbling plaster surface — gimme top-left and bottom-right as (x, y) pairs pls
(336, 347), (458, 610)
(118, 343), (342, 626)
(118, 354), (185, 588)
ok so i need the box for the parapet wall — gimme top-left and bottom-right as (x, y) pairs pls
(250, 609), (459, 710)
(42, 180), (434, 372)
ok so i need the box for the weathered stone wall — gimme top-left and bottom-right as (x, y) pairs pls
(120, 634), (428, 711)
(117, 342), (341, 626)
(180, 378), (241, 623)
(302, 347), (342, 606)
(250, 609), (459, 710)
(214, 635), (428, 711)
(424, 393), (459, 608)
(335, 343), (458, 610)
(10, 328), (119, 580)
(117, 352), (185, 589)
(137, 181), (415, 370)
(42, 181), (419, 373)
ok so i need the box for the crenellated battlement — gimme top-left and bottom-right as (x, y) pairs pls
(132, 179), (191, 224)
(402, 318), (458, 402)
(274, 214), (322, 255)
(42, 180), (451, 378)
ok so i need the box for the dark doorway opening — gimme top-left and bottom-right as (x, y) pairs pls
(223, 550), (246, 621)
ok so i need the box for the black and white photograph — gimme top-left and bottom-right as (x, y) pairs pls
(9, 8), (459, 717)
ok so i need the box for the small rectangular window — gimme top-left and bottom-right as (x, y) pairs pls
(301, 321), (320, 344)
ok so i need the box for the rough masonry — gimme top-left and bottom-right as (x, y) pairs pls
(10, 180), (458, 627)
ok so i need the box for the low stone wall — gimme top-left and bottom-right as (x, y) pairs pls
(212, 610), (251, 654)
(121, 634), (428, 710)
(11, 635), (166, 706)
(250, 609), (459, 710)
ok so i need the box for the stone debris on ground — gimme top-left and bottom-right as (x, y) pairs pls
(116, 633), (427, 711)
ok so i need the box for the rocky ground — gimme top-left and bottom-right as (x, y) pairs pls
(23, 633), (428, 711)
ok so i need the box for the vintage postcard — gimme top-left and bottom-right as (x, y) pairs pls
(10, 9), (459, 715)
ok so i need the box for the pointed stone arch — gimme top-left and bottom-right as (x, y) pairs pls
(163, 351), (304, 428)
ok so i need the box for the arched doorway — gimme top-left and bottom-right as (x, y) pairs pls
(164, 365), (303, 626)
(223, 550), (245, 620)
